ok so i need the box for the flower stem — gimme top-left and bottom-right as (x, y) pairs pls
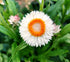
(39, 0), (44, 11)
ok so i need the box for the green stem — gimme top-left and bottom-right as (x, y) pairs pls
(39, 0), (44, 11)
(43, 45), (53, 55)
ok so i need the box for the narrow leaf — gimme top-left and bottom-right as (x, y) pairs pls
(7, 0), (17, 15)
(0, 13), (18, 40)
(12, 42), (20, 62)
(0, 25), (13, 38)
(10, 42), (28, 62)
(47, 49), (68, 56)
(60, 23), (70, 36)
(44, 0), (64, 18)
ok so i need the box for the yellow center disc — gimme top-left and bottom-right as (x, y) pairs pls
(28, 18), (45, 36)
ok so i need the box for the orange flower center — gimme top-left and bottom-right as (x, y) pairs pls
(28, 18), (45, 37)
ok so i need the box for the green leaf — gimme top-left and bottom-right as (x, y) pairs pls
(38, 55), (54, 62)
(12, 42), (20, 62)
(0, 44), (3, 51)
(61, 0), (70, 23)
(2, 11), (10, 24)
(64, 0), (70, 9)
(46, 60), (54, 62)
(59, 55), (64, 61)
(10, 42), (27, 62)
(0, 6), (3, 13)
(41, 34), (70, 56)
(0, 54), (3, 62)
(0, 53), (9, 62)
(6, 0), (17, 15)
(0, 13), (18, 40)
(53, 34), (70, 48)
(63, 15), (70, 22)
(43, 0), (64, 18)
(40, 58), (54, 62)
(0, 13), (7, 25)
(60, 23), (70, 36)
(0, 25), (13, 38)
(2, 54), (8, 62)
(66, 39), (70, 43)
(47, 49), (68, 56)
(16, 41), (28, 51)
(18, 13), (23, 19)
(65, 59), (69, 62)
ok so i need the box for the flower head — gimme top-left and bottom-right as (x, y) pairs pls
(19, 11), (55, 47)
(8, 15), (20, 24)
(53, 24), (61, 33)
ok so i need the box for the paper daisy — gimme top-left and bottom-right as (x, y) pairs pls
(8, 15), (20, 24)
(53, 24), (61, 33)
(19, 11), (55, 47)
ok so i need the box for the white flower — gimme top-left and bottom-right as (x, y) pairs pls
(19, 11), (54, 47)
(39, 0), (42, 3)
(53, 24), (61, 33)
(8, 15), (20, 24)
(0, 0), (4, 5)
